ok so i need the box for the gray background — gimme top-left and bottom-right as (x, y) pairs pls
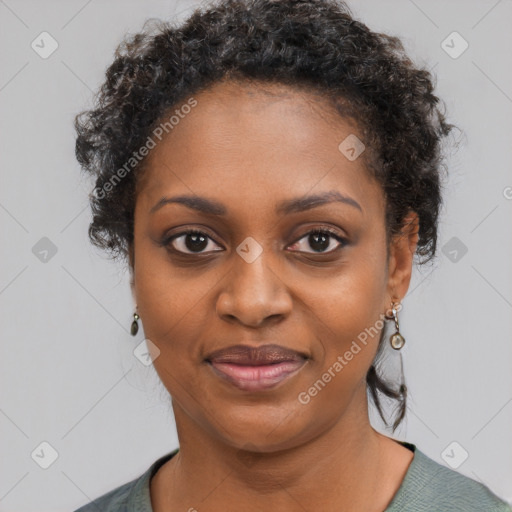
(1, 0), (511, 510)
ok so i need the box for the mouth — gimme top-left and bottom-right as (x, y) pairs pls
(205, 344), (308, 391)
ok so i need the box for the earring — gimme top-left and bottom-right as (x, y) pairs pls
(385, 301), (405, 350)
(130, 310), (140, 336)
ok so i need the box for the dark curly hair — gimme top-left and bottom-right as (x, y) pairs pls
(74, 0), (456, 431)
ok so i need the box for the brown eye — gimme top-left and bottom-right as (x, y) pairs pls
(288, 228), (347, 254)
(166, 230), (223, 255)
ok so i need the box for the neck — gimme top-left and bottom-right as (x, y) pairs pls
(152, 385), (401, 511)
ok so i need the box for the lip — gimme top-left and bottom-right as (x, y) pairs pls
(205, 344), (308, 391)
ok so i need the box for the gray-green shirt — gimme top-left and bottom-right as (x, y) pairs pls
(74, 442), (512, 511)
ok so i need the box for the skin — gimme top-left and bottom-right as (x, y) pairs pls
(129, 79), (419, 512)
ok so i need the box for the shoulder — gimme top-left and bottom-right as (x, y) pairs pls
(73, 475), (143, 512)
(73, 448), (179, 512)
(387, 445), (512, 512)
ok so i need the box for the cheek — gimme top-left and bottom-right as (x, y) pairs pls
(133, 246), (225, 364)
(135, 263), (211, 399)
(293, 272), (387, 418)
(327, 275), (386, 350)
(295, 248), (387, 341)
(293, 250), (388, 386)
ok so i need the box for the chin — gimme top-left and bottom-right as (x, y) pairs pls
(206, 403), (318, 453)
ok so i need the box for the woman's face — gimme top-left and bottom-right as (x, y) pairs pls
(131, 80), (417, 452)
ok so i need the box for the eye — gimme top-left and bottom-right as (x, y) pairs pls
(165, 229), (223, 255)
(288, 228), (347, 254)
(163, 227), (347, 256)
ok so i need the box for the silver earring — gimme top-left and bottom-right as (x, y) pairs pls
(385, 301), (405, 350)
(130, 310), (140, 336)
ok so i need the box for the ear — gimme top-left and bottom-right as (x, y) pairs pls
(386, 210), (420, 302)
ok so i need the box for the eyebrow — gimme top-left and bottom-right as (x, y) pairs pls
(149, 190), (363, 216)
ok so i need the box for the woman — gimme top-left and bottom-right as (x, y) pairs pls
(73, 0), (511, 510)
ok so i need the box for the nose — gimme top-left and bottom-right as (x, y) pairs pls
(215, 250), (293, 328)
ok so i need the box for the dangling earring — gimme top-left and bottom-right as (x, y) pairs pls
(130, 309), (140, 336)
(385, 300), (405, 350)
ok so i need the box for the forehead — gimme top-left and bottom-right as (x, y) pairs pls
(137, 80), (383, 219)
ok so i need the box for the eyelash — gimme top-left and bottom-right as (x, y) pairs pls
(163, 227), (347, 256)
